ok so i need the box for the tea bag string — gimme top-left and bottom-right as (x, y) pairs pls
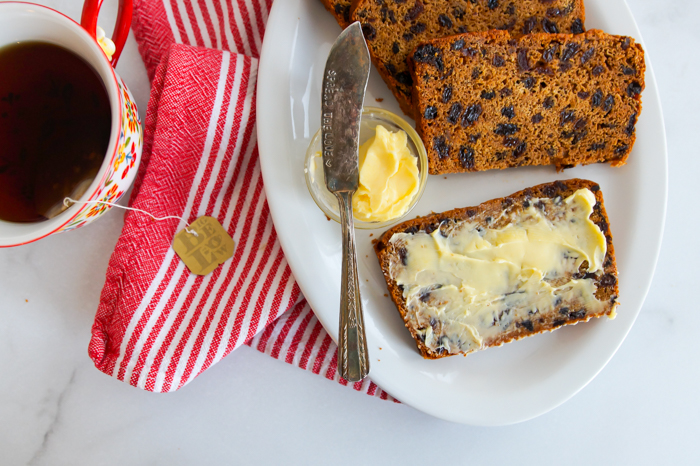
(63, 197), (198, 236)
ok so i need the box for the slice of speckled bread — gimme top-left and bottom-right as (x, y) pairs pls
(373, 179), (619, 359)
(352, 0), (586, 117)
(319, 0), (354, 28)
(409, 29), (645, 174)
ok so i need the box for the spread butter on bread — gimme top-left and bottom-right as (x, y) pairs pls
(373, 179), (619, 359)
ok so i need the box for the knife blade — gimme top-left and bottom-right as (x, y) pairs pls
(321, 22), (371, 382)
(321, 22), (370, 192)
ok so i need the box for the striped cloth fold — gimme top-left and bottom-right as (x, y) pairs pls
(90, 0), (397, 401)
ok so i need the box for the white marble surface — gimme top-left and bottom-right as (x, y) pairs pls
(0, 0), (697, 464)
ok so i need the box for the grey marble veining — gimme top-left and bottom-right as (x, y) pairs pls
(27, 370), (76, 466)
(0, 0), (698, 464)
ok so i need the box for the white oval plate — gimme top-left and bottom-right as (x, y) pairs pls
(257, 0), (667, 425)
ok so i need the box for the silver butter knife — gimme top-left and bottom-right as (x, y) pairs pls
(321, 22), (371, 382)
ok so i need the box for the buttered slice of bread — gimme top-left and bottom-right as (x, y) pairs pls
(373, 179), (618, 359)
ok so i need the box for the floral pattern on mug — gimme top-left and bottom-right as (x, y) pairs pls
(62, 77), (142, 232)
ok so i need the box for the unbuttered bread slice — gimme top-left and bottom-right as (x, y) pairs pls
(353, 0), (586, 117)
(373, 179), (619, 359)
(410, 29), (645, 174)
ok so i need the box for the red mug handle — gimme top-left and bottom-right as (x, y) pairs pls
(80, 0), (133, 67)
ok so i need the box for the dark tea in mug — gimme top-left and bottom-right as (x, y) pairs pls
(0, 41), (112, 222)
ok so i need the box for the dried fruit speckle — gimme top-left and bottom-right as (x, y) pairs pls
(361, 23), (376, 41)
(494, 123), (519, 136)
(560, 109), (575, 126)
(614, 143), (629, 156)
(461, 104), (482, 127)
(561, 43), (580, 62)
(603, 95), (614, 113)
(447, 102), (463, 124)
(571, 18), (585, 34)
(395, 72), (413, 86)
(542, 18), (559, 33)
(437, 14), (453, 29)
(433, 136), (450, 159)
(404, 2), (424, 21)
(600, 273), (617, 287)
(424, 106), (438, 120)
(542, 44), (560, 62)
(410, 22), (427, 34)
(517, 48), (530, 71)
(625, 112), (638, 135)
(458, 145), (475, 169)
(413, 44), (444, 72)
(523, 16), (537, 35)
(580, 47), (595, 64)
(335, 5), (351, 23)
(627, 81), (642, 97)
(442, 86), (452, 103)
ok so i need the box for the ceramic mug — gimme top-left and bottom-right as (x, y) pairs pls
(0, 0), (142, 247)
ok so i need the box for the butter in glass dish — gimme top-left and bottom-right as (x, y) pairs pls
(305, 106), (427, 229)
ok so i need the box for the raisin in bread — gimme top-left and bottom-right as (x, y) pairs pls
(319, 0), (354, 28)
(353, 0), (586, 117)
(373, 179), (619, 359)
(409, 29), (645, 174)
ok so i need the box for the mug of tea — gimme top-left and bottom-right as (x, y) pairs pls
(0, 0), (142, 247)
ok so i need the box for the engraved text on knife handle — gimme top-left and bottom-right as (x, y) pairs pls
(336, 190), (369, 382)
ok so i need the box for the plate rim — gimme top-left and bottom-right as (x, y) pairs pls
(256, 0), (668, 425)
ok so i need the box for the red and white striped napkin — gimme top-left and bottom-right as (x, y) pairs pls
(89, 0), (396, 401)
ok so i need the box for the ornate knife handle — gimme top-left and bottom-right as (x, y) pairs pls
(335, 190), (370, 382)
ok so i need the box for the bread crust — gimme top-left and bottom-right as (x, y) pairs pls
(373, 179), (619, 359)
(409, 29), (645, 174)
(319, 0), (354, 28)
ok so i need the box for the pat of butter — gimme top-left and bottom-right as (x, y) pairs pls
(352, 125), (419, 222)
(388, 188), (610, 354)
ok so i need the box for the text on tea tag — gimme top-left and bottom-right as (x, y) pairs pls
(173, 216), (235, 276)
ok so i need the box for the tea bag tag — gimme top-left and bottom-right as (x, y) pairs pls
(62, 198), (233, 276)
(172, 216), (235, 276)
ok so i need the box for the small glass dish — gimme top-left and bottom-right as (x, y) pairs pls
(304, 106), (428, 230)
